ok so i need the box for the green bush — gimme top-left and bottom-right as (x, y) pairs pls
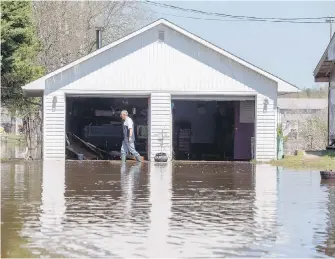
(277, 123), (288, 142)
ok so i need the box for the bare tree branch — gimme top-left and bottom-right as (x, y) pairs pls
(33, 1), (153, 73)
(23, 98), (42, 107)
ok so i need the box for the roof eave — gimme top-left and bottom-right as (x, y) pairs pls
(314, 33), (335, 80)
(314, 60), (335, 82)
(277, 81), (300, 93)
(314, 51), (328, 77)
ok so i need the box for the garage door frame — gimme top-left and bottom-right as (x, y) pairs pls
(64, 93), (151, 160)
(171, 94), (256, 101)
(171, 93), (257, 161)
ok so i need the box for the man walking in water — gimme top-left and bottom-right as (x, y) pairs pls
(120, 110), (141, 162)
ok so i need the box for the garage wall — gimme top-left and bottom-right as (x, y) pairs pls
(43, 89), (66, 160)
(328, 37), (335, 60)
(329, 70), (335, 143)
(255, 94), (277, 161)
(149, 93), (172, 161)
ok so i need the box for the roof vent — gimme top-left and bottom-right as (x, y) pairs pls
(96, 27), (103, 49)
(158, 31), (165, 42)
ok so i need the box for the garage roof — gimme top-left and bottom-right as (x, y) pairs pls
(22, 19), (299, 94)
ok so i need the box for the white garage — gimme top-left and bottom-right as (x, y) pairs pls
(22, 19), (298, 161)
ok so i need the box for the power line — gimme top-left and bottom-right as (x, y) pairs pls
(150, 11), (260, 22)
(146, 0), (334, 21)
(151, 10), (329, 24)
(145, 1), (335, 24)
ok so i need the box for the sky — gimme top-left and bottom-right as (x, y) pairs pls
(147, 1), (335, 89)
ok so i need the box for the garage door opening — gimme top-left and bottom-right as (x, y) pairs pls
(172, 99), (255, 161)
(65, 96), (148, 160)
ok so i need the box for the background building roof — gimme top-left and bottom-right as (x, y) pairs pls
(278, 98), (328, 110)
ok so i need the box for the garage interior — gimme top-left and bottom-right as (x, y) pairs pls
(64, 96), (255, 161)
(172, 99), (255, 161)
(65, 96), (149, 160)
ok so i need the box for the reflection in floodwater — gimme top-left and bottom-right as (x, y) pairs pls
(39, 161), (66, 255)
(0, 143), (42, 160)
(1, 162), (43, 258)
(0, 143), (26, 160)
(274, 168), (331, 257)
(120, 162), (142, 216)
(320, 180), (335, 257)
(147, 162), (172, 257)
(1, 161), (335, 257)
(252, 164), (277, 253)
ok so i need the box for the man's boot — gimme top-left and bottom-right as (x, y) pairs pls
(121, 155), (126, 162)
(135, 155), (142, 162)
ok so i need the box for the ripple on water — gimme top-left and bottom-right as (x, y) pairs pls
(1, 161), (335, 257)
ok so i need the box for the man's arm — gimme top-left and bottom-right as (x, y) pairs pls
(129, 128), (133, 139)
(128, 119), (134, 141)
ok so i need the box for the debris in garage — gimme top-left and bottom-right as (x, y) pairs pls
(66, 97), (148, 160)
(67, 143), (99, 160)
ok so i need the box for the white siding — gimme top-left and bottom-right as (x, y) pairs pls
(46, 25), (276, 98)
(149, 93), (172, 161)
(43, 90), (66, 160)
(255, 94), (277, 161)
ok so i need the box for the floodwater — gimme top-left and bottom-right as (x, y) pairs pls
(1, 142), (26, 160)
(1, 161), (335, 258)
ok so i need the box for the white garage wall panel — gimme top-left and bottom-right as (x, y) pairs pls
(43, 91), (66, 160)
(149, 93), (172, 161)
(47, 25), (277, 98)
(255, 94), (277, 161)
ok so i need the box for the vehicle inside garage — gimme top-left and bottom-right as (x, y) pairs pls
(172, 100), (255, 161)
(65, 97), (148, 160)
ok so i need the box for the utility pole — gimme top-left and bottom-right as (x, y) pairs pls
(326, 17), (334, 40)
(325, 17), (334, 146)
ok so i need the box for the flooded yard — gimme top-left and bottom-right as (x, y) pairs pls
(1, 161), (335, 258)
(1, 142), (27, 160)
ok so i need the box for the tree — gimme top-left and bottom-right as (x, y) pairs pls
(1, 1), (44, 109)
(298, 108), (328, 150)
(280, 86), (328, 98)
(1, 1), (152, 159)
(1, 1), (44, 159)
(32, 1), (152, 73)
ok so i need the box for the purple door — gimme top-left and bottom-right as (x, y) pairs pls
(234, 101), (255, 160)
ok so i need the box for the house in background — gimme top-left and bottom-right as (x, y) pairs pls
(277, 98), (328, 153)
(21, 19), (298, 161)
(314, 33), (335, 149)
(278, 98), (328, 136)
